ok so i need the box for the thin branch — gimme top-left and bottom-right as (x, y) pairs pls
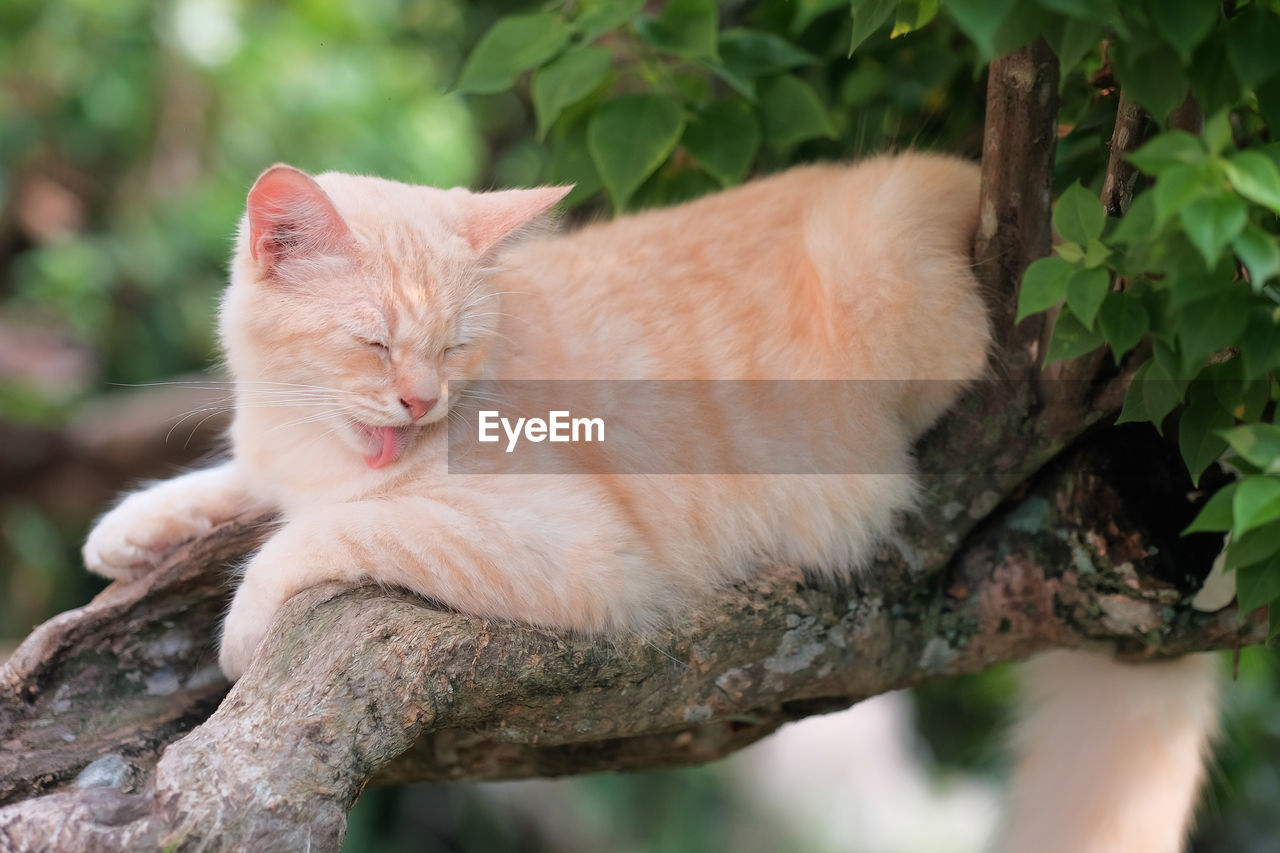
(1100, 90), (1152, 218)
(974, 37), (1060, 361)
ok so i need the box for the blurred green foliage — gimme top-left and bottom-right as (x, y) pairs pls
(4, 0), (1280, 851)
(1, 0), (481, 399)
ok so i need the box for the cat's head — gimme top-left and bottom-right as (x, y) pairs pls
(219, 164), (569, 469)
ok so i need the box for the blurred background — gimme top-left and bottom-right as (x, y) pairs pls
(2, 1), (1279, 850)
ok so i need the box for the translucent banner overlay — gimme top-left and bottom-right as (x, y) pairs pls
(444, 380), (980, 475)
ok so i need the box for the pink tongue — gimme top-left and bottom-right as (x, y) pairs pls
(364, 426), (400, 469)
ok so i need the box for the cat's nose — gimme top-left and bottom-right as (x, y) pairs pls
(400, 396), (438, 421)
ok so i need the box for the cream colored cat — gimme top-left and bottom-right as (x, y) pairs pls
(82, 157), (1217, 852)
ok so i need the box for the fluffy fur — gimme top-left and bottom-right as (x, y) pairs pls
(82, 156), (1217, 851)
(996, 651), (1219, 853)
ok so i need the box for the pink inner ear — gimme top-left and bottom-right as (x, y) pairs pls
(247, 165), (353, 268)
(464, 186), (574, 254)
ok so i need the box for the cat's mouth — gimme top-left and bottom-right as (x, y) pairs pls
(352, 422), (417, 469)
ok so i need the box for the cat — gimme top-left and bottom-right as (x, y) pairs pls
(82, 157), (1218, 852)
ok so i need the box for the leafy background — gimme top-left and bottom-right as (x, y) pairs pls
(2, 0), (1280, 850)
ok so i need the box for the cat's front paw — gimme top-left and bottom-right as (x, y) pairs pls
(217, 515), (356, 680)
(83, 486), (218, 582)
(217, 618), (262, 683)
(218, 586), (283, 681)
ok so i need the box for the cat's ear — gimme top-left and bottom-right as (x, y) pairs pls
(461, 186), (573, 254)
(246, 164), (354, 270)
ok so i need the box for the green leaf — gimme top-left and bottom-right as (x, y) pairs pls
(703, 60), (757, 100)
(546, 122), (603, 206)
(575, 0), (646, 42)
(1152, 163), (1208, 225)
(1225, 523), (1280, 572)
(1056, 242), (1084, 263)
(1233, 476), (1280, 537)
(1065, 266), (1109, 329)
(455, 13), (572, 94)
(1184, 481), (1238, 533)
(587, 94), (685, 211)
(1168, 266), (1231, 313)
(718, 29), (819, 79)
(682, 97), (760, 187)
(1203, 111), (1233, 157)
(1036, 0), (1127, 35)
(985, 2), (1055, 59)
(1150, 0), (1219, 63)
(1126, 132), (1205, 175)
(1117, 358), (1187, 431)
(1179, 386), (1233, 485)
(635, 0), (718, 59)
(1081, 239), (1111, 268)
(1054, 181), (1105, 245)
(758, 74), (837, 149)
(941, 0), (1017, 60)
(840, 62), (887, 106)
(630, 166), (720, 209)
(1096, 290), (1150, 360)
(891, 0), (940, 37)
(1233, 226), (1280, 293)
(532, 47), (612, 139)
(1206, 360), (1271, 423)
(1226, 5), (1280, 91)
(1151, 340), (1182, 381)
(1109, 191), (1159, 245)
(1111, 41), (1189, 121)
(1221, 424), (1280, 474)
(1233, 379), (1271, 423)
(1236, 555), (1280, 614)
(849, 0), (897, 56)
(1180, 193), (1248, 268)
(1191, 34), (1243, 117)
(1176, 287), (1252, 370)
(792, 0), (848, 34)
(671, 72), (712, 104)
(1016, 256), (1074, 322)
(1045, 307), (1105, 364)
(1259, 77), (1280, 134)
(1240, 307), (1280, 379)
(1049, 17), (1101, 76)
(1224, 151), (1280, 215)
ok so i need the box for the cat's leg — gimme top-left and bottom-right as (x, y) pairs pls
(992, 650), (1219, 853)
(84, 462), (269, 582)
(217, 492), (657, 680)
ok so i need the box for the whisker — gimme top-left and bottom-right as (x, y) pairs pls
(165, 407), (233, 443)
(182, 410), (238, 448)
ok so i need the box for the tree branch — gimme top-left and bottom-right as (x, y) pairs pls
(1100, 90), (1152, 218)
(974, 38), (1059, 359)
(0, 424), (1258, 850)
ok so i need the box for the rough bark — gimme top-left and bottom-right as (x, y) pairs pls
(0, 424), (1259, 851)
(0, 40), (1258, 853)
(1100, 90), (1151, 219)
(974, 38), (1058, 358)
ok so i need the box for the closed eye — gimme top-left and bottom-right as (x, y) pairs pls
(443, 344), (465, 357)
(357, 337), (389, 354)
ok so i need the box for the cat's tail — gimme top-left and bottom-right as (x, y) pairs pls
(992, 650), (1219, 853)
